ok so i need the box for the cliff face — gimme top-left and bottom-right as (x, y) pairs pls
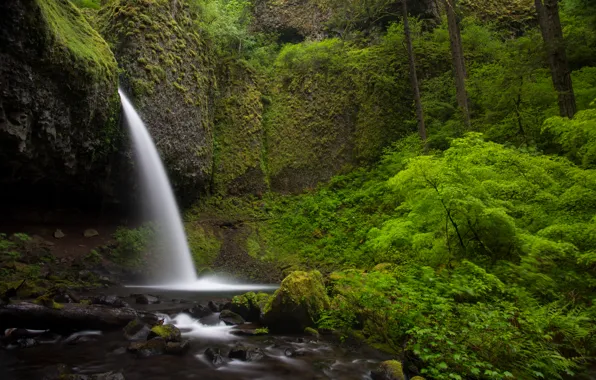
(98, 0), (217, 201)
(0, 0), (119, 212)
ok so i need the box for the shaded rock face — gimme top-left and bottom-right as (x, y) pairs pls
(0, 0), (121, 213)
(251, 0), (332, 41)
(98, 0), (216, 202)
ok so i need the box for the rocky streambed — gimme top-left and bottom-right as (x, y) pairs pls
(0, 286), (395, 380)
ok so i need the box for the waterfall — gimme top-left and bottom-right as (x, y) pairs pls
(119, 89), (197, 285)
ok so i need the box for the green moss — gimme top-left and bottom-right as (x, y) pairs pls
(377, 360), (405, 380)
(304, 327), (320, 337)
(36, 0), (116, 82)
(150, 324), (181, 342)
(255, 327), (269, 335)
(186, 223), (222, 270)
(34, 294), (64, 309)
(263, 270), (330, 331)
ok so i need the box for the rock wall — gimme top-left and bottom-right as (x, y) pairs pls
(98, 0), (217, 201)
(0, 0), (120, 212)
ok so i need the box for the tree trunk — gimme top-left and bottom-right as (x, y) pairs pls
(443, 0), (471, 128)
(402, 0), (427, 145)
(535, 0), (576, 118)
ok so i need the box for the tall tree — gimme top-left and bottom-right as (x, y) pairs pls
(443, 0), (471, 128)
(535, 0), (577, 118)
(401, 0), (427, 145)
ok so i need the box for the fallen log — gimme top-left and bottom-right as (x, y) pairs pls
(0, 302), (157, 333)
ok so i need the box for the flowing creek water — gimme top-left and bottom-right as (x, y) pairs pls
(0, 288), (390, 379)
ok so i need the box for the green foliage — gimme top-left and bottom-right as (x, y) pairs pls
(266, 134), (596, 377)
(542, 105), (596, 168)
(111, 224), (155, 265)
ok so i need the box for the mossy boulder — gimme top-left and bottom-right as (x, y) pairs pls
(410, 377), (426, 380)
(123, 318), (150, 341)
(371, 360), (405, 380)
(230, 292), (271, 322)
(0, 0), (120, 205)
(147, 324), (181, 342)
(262, 270), (330, 333)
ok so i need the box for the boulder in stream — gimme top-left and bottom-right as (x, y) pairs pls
(262, 270), (330, 333)
(219, 309), (245, 325)
(228, 344), (264, 362)
(127, 337), (167, 357)
(229, 292), (271, 322)
(123, 318), (151, 341)
(147, 324), (181, 342)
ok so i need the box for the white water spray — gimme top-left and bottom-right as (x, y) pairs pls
(119, 89), (277, 291)
(119, 89), (197, 285)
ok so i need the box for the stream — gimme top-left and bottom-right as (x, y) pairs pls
(0, 287), (390, 380)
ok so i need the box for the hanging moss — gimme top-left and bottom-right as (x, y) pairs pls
(36, 0), (117, 83)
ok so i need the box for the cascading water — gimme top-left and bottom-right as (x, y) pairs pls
(119, 89), (197, 285)
(119, 89), (276, 291)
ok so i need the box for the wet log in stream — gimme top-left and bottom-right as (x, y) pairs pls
(0, 302), (157, 333)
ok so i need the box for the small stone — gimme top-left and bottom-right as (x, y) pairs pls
(83, 229), (99, 238)
(54, 229), (65, 239)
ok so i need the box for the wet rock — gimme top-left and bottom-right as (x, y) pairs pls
(207, 301), (219, 312)
(83, 229), (99, 238)
(186, 304), (212, 318)
(219, 309), (245, 325)
(262, 270), (329, 333)
(128, 337), (167, 357)
(165, 340), (190, 355)
(54, 229), (65, 239)
(230, 329), (263, 336)
(123, 318), (151, 341)
(220, 302), (232, 312)
(371, 360), (406, 380)
(147, 324), (181, 342)
(204, 347), (224, 365)
(230, 292), (271, 322)
(92, 295), (129, 308)
(284, 348), (308, 357)
(228, 344), (264, 362)
(135, 294), (160, 305)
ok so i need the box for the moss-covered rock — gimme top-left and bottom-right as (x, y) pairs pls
(371, 360), (405, 380)
(212, 60), (268, 196)
(148, 324), (181, 342)
(410, 377), (426, 380)
(0, 0), (120, 204)
(219, 309), (246, 325)
(230, 292), (271, 322)
(98, 0), (216, 199)
(262, 270), (330, 333)
(304, 327), (320, 337)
